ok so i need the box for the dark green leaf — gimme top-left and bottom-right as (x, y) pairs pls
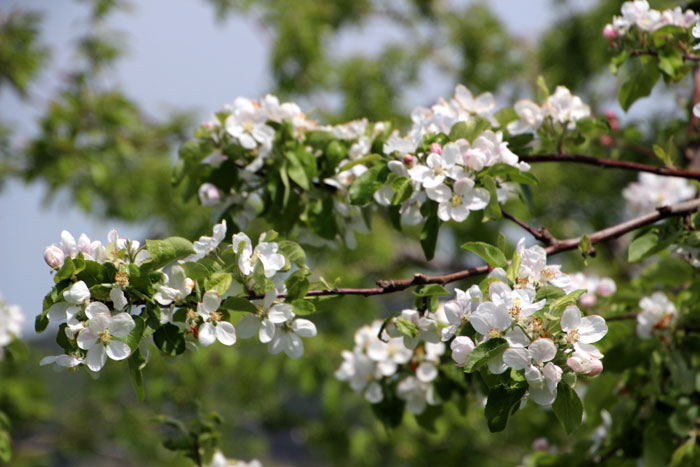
(619, 57), (660, 111)
(153, 323), (186, 356)
(420, 213), (440, 261)
(552, 382), (583, 434)
(463, 338), (508, 373)
(349, 165), (387, 205)
(128, 349), (147, 403)
(484, 381), (527, 432)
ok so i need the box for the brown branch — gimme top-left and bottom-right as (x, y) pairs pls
(630, 49), (700, 62)
(248, 198), (700, 300)
(501, 209), (558, 246)
(520, 154), (700, 180)
(605, 312), (639, 322)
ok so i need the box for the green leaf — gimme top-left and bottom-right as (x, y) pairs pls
(395, 317), (418, 339)
(507, 251), (521, 286)
(484, 381), (527, 432)
(128, 349), (147, 403)
(578, 234), (590, 265)
(463, 338), (508, 373)
(549, 289), (587, 315)
(35, 313), (49, 333)
(290, 299), (316, 315)
(413, 284), (450, 297)
(480, 175), (501, 222)
(494, 107), (519, 127)
(461, 242), (507, 268)
(284, 150), (310, 190)
(390, 177), (413, 205)
(670, 438), (700, 467)
(552, 382), (583, 434)
(204, 272), (232, 295)
(54, 257), (76, 283)
(285, 269), (311, 301)
(658, 46), (686, 81)
(628, 226), (678, 262)
(420, 214), (440, 261)
(0, 426), (11, 463)
(143, 237), (196, 272)
(653, 143), (673, 167)
(619, 56), (660, 111)
(278, 240), (306, 268)
(349, 164), (386, 205)
(153, 323), (186, 356)
(126, 316), (145, 351)
(220, 296), (257, 313)
(449, 119), (490, 143)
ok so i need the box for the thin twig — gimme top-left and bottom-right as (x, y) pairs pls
(520, 154), (700, 180)
(248, 198), (700, 300)
(501, 209), (558, 246)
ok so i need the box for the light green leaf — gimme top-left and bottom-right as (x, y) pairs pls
(461, 241), (508, 268)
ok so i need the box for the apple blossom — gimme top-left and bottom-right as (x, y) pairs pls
(197, 291), (236, 347)
(77, 310), (135, 372)
(154, 266), (194, 306)
(636, 292), (677, 339)
(232, 232), (286, 278)
(237, 290), (294, 344)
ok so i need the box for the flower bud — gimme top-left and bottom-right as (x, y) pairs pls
(586, 358), (604, 376)
(600, 135), (612, 146)
(44, 245), (65, 269)
(403, 154), (414, 165)
(78, 233), (92, 256)
(596, 278), (616, 297)
(602, 24), (617, 40)
(63, 281), (91, 305)
(430, 142), (442, 155)
(198, 183), (222, 206)
(579, 292), (597, 308)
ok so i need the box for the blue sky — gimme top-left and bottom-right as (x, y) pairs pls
(0, 0), (584, 337)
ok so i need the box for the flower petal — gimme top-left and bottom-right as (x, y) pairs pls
(86, 345), (107, 372)
(198, 322), (216, 347)
(560, 305), (581, 332)
(268, 304), (294, 323)
(292, 319), (317, 338)
(579, 315), (608, 343)
(528, 338), (557, 364)
(106, 341), (132, 360)
(110, 313), (136, 338)
(236, 314), (260, 339)
(503, 347), (530, 370)
(215, 322), (237, 346)
(284, 333), (304, 358)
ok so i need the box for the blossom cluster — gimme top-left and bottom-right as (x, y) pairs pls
(437, 240), (608, 406)
(39, 221), (317, 374)
(506, 86), (591, 136)
(622, 173), (696, 214)
(603, 1), (699, 38)
(335, 314), (448, 415)
(636, 292), (676, 339)
(208, 451), (262, 467)
(0, 296), (24, 359)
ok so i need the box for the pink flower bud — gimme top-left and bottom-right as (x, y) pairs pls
(586, 358), (604, 376)
(579, 292), (597, 308)
(567, 356), (586, 373)
(602, 24), (617, 40)
(600, 135), (612, 146)
(596, 278), (616, 297)
(430, 143), (442, 155)
(198, 183), (222, 206)
(403, 154), (415, 165)
(532, 438), (550, 451)
(202, 121), (212, 129)
(44, 245), (65, 269)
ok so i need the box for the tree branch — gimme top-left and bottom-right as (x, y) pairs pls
(520, 154), (700, 180)
(501, 209), (558, 246)
(250, 198), (700, 300)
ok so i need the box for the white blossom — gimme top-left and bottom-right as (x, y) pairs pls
(77, 306), (135, 372)
(636, 292), (676, 339)
(197, 291), (236, 347)
(623, 173), (696, 214)
(154, 266), (195, 306)
(232, 232), (286, 278)
(182, 220), (227, 262)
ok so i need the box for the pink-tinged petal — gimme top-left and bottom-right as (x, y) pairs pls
(198, 322), (216, 347)
(416, 362), (438, 382)
(110, 313), (136, 338)
(48, 302), (70, 322)
(292, 319), (317, 338)
(106, 341), (132, 360)
(215, 322), (237, 346)
(454, 177), (476, 195)
(259, 319), (276, 343)
(560, 305), (581, 332)
(86, 345), (107, 372)
(236, 314), (261, 339)
(542, 363), (563, 390)
(574, 341), (604, 359)
(567, 355), (587, 373)
(88, 313), (111, 334)
(579, 315), (608, 343)
(587, 359), (603, 376)
(268, 304), (294, 323)
(86, 302), (110, 319)
(77, 329), (98, 350)
(450, 336), (475, 366)
(529, 338), (557, 363)
(284, 333), (304, 358)
(503, 348), (530, 370)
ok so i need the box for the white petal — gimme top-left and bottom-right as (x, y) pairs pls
(268, 304), (294, 323)
(284, 333), (304, 358)
(88, 313), (111, 334)
(236, 314), (261, 339)
(109, 313), (136, 338)
(528, 381), (557, 406)
(364, 382), (384, 404)
(528, 338), (557, 364)
(465, 188), (490, 210)
(579, 315), (608, 343)
(503, 348), (530, 370)
(77, 329), (98, 350)
(86, 301), (110, 319)
(48, 302), (70, 323)
(268, 331), (288, 355)
(292, 319), (317, 338)
(416, 362), (438, 382)
(425, 184), (451, 202)
(469, 302), (497, 335)
(201, 291), (221, 314)
(110, 287), (128, 311)
(215, 322), (237, 346)
(64, 281), (90, 305)
(106, 341), (132, 360)
(560, 305), (581, 332)
(86, 345), (107, 372)
(198, 322), (216, 347)
(259, 319), (276, 343)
